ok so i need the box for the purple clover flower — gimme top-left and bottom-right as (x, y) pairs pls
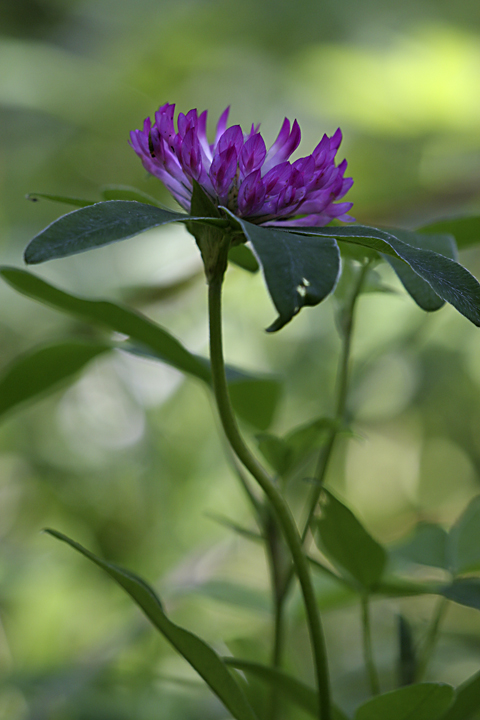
(130, 104), (354, 227)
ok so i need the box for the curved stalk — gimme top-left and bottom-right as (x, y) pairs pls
(208, 271), (331, 720)
(262, 259), (373, 713)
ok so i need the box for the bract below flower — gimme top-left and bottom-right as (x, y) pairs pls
(130, 104), (354, 227)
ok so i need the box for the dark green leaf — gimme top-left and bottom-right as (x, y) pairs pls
(46, 530), (259, 720)
(382, 231), (456, 312)
(315, 489), (387, 590)
(449, 495), (480, 574)
(255, 433), (291, 475)
(225, 213), (341, 331)
(0, 267), (210, 382)
(26, 192), (96, 207)
(390, 523), (449, 571)
(0, 340), (110, 419)
(442, 578), (480, 611)
(224, 659), (349, 720)
(442, 668), (480, 720)
(256, 417), (335, 476)
(397, 615), (417, 687)
(100, 184), (166, 207)
(292, 225), (480, 327)
(228, 244), (260, 273)
(284, 417), (337, 466)
(355, 683), (454, 720)
(418, 216), (480, 251)
(23, 201), (227, 264)
(0, 268), (282, 429)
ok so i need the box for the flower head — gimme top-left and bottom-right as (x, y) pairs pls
(130, 104), (354, 227)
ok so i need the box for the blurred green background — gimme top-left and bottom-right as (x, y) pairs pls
(1, 0), (480, 718)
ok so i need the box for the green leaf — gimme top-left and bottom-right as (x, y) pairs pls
(227, 374), (282, 431)
(292, 225), (480, 327)
(224, 213), (341, 331)
(256, 433), (291, 475)
(355, 683), (454, 720)
(45, 530), (259, 720)
(224, 659), (349, 720)
(100, 184), (166, 207)
(418, 216), (480, 251)
(449, 495), (480, 574)
(0, 267), (211, 382)
(441, 578), (480, 611)
(26, 192), (96, 207)
(0, 268), (281, 429)
(23, 201), (227, 264)
(284, 417), (337, 466)
(382, 231), (456, 312)
(315, 489), (387, 590)
(228, 244), (260, 273)
(0, 340), (110, 419)
(390, 523), (449, 571)
(256, 418), (335, 476)
(441, 668), (480, 720)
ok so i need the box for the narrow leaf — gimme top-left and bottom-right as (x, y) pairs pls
(205, 513), (263, 543)
(0, 267), (210, 382)
(23, 201), (227, 264)
(26, 192), (95, 207)
(315, 490), (387, 590)
(442, 578), (480, 611)
(224, 659), (349, 720)
(293, 225), (480, 327)
(442, 668), (480, 720)
(382, 231), (456, 312)
(0, 268), (282, 429)
(0, 340), (110, 419)
(448, 495), (480, 574)
(418, 216), (480, 251)
(355, 683), (454, 720)
(45, 530), (259, 720)
(225, 213), (341, 331)
(100, 184), (166, 207)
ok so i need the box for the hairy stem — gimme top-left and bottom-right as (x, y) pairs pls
(208, 271), (331, 720)
(361, 594), (380, 695)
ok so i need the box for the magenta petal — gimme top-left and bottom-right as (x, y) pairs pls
(238, 169), (266, 215)
(239, 134), (267, 177)
(217, 125), (244, 155)
(214, 106), (230, 147)
(209, 146), (238, 197)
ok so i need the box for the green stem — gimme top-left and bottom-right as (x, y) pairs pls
(208, 271), (331, 720)
(361, 594), (380, 696)
(262, 259), (373, 711)
(416, 596), (449, 681)
(302, 259), (373, 541)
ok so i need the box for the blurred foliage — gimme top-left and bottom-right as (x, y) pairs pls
(1, 0), (480, 718)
